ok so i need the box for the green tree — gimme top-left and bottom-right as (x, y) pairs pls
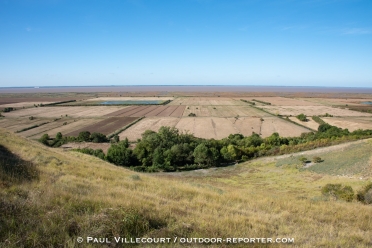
(296, 113), (307, 121)
(39, 134), (50, 146)
(106, 143), (135, 167)
(90, 132), (108, 143)
(78, 131), (91, 142)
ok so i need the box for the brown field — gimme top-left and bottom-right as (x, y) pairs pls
(322, 117), (372, 131)
(302, 98), (372, 106)
(0, 101), (56, 108)
(239, 96), (323, 106)
(29, 118), (105, 139)
(106, 105), (185, 117)
(119, 115), (309, 142)
(0, 117), (50, 131)
(345, 105), (372, 113)
(261, 105), (372, 117)
(175, 117), (310, 139)
(289, 117), (320, 130)
(17, 119), (76, 138)
(119, 117), (181, 141)
(183, 105), (270, 117)
(0, 97), (79, 105)
(2, 94), (372, 143)
(2, 106), (125, 118)
(170, 97), (244, 106)
(65, 117), (138, 136)
(83, 96), (173, 102)
(260, 117), (310, 137)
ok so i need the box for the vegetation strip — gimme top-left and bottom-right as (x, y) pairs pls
(16, 122), (50, 133)
(252, 99), (271, 105)
(40, 100), (77, 106)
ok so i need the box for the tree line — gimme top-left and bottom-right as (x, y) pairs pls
(39, 123), (372, 172)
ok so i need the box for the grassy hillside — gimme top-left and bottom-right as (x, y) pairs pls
(1, 127), (372, 247)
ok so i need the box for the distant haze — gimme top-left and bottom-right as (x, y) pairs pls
(1, 86), (372, 94)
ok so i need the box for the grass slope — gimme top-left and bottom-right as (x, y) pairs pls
(1, 127), (372, 247)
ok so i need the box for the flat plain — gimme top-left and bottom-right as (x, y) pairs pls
(1, 93), (372, 142)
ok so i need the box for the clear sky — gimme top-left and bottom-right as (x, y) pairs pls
(0, 0), (371, 87)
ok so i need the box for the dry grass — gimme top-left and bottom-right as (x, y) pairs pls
(322, 117), (372, 131)
(1, 128), (372, 247)
(261, 105), (372, 117)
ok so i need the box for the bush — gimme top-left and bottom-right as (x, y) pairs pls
(356, 182), (372, 204)
(321, 184), (354, 202)
(296, 113), (307, 122)
(312, 156), (322, 163)
(188, 113), (196, 117)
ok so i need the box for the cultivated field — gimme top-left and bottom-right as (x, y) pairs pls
(65, 117), (139, 136)
(1, 94), (372, 145)
(170, 97), (244, 106)
(0, 101), (56, 108)
(239, 96), (323, 106)
(260, 117), (310, 137)
(0, 117), (50, 132)
(119, 116), (310, 141)
(302, 98), (372, 106)
(261, 105), (372, 117)
(119, 117), (181, 141)
(182, 105), (270, 117)
(17, 119), (77, 138)
(106, 105), (185, 117)
(83, 96), (174, 102)
(289, 117), (320, 130)
(322, 117), (372, 131)
(29, 118), (105, 139)
(2, 106), (125, 118)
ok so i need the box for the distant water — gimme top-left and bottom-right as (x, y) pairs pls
(1, 85), (372, 94)
(361, 101), (372, 105)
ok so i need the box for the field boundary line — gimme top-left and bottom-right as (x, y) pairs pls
(155, 106), (171, 116)
(246, 103), (316, 132)
(107, 117), (145, 139)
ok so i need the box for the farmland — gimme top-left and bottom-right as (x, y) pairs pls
(2, 90), (372, 248)
(1, 93), (372, 145)
(322, 117), (372, 131)
(239, 96), (323, 106)
(120, 116), (310, 141)
(65, 117), (139, 136)
(106, 105), (185, 117)
(118, 117), (181, 141)
(260, 105), (372, 117)
(1, 106), (125, 118)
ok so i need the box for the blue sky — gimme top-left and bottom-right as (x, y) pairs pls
(0, 0), (371, 87)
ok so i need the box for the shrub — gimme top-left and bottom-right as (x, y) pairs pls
(296, 113), (307, 122)
(356, 182), (372, 204)
(188, 113), (196, 117)
(299, 156), (307, 163)
(312, 156), (322, 163)
(29, 116), (35, 120)
(321, 184), (354, 202)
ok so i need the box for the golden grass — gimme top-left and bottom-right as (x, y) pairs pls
(1, 127), (372, 247)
